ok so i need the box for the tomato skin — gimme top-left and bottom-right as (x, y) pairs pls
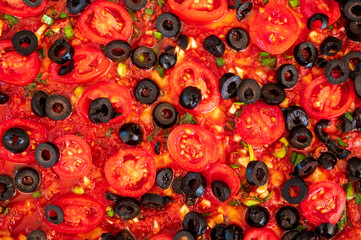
(249, 2), (299, 54)
(169, 61), (220, 113)
(0, 0), (47, 17)
(203, 164), (241, 205)
(78, 0), (133, 45)
(301, 76), (355, 120)
(0, 41), (40, 86)
(51, 49), (111, 84)
(300, 0), (341, 25)
(168, 0), (227, 24)
(76, 82), (132, 124)
(52, 135), (92, 179)
(0, 119), (48, 163)
(236, 101), (285, 146)
(167, 124), (219, 172)
(244, 228), (279, 240)
(44, 194), (105, 234)
(301, 181), (346, 226)
(104, 148), (156, 197)
(150, 234), (173, 240)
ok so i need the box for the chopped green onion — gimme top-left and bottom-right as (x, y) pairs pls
(64, 24), (73, 39)
(230, 164), (240, 169)
(180, 112), (198, 125)
(157, 65), (164, 78)
(356, 193), (361, 204)
(128, 9), (136, 21)
(32, 190), (42, 198)
(261, 57), (277, 68)
(241, 140), (248, 147)
(290, 152), (306, 166)
(234, 102), (245, 105)
(3, 14), (18, 26)
(117, 63), (127, 77)
(44, 29), (53, 37)
(279, 137), (289, 146)
(157, 0), (165, 7)
(337, 207), (347, 231)
(243, 199), (260, 207)
(202, 212), (211, 217)
(345, 112), (353, 122)
(3, 207), (9, 215)
(41, 14), (54, 25)
(263, 0), (268, 3)
(271, 144), (287, 159)
(236, 110), (242, 117)
(106, 128), (114, 138)
(50, 7), (57, 16)
(107, 209), (115, 217)
(216, 57), (225, 67)
(295, 225), (306, 232)
(262, 190), (273, 202)
(288, 0), (300, 8)
(153, 31), (163, 41)
(144, 8), (154, 16)
(284, 55), (294, 59)
(37, 49), (45, 59)
(346, 182), (354, 200)
(259, 52), (270, 58)
(224, 121), (235, 130)
(59, 11), (68, 19)
(248, 144), (255, 161)
(327, 25), (334, 31)
(337, 137), (348, 147)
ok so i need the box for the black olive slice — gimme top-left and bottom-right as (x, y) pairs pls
(48, 39), (75, 65)
(124, 0), (147, 10)
(307, 13), (329, 30)
(156, 168), (174, 189)
(182, 212), (207, 237)
(172, 176), (183, 194)
(131, 46), (157, 69)
(31, 91), (49, 117)
(355, 107), (361, 130)
(174, 231), (195, 240)
(114, 197), (140, 220)
(348, 157), (361, 179)
(119, 123), (143, 145)
(294, 231), (317, 240)
(45, 95), (72, 121)
(134, 79), (159, 104)
(318, 152), (337, 170)
(284, 106), (309, 131)
(35, 142), (60, 168)
(294, 157), (318, 178)
(203, 35), (225, 58)
(237, 79), (261, 104)
(226, 28), (250, 51)
(314, 119), (331, 144)
(159, 46), (177, 69)
(2, 127), (29, 154)
(66, 0), (88, 14)
(276, 64), (299, 89)
(316, 58), (328, 68)
(211, 224), (226, 239)
(177, 34), (189, 50)
(228, 0), (241, 9)
(275, 206), (300, 230)
(101, 233), (113, 240)
(181, 172), (206, 198)
(282, 230), (300, 240)
(225, 224), (243, 240)
(320, 36), (342, 56)
(114, 230), (136, 240)
(325, 140), (351, 160)
(346, 21), (361, 42)
(343, 51), (361, 80)
(164, 196), (174, 204)
(104, 40), (131, 62)
(281, 178), (309, 204)
(246, 161), (269, 186)
(0, 175), (15, 201)
(27, 230), (46, 240)
(185, 196), (198, 206)
(324, 59), (349, 84)
(155, 140), (161, 155)
(0, 92), (9, 105)
(211, 181), (231, 202)
(236, 1), (252, 21)
(140, 193), (166, 209)
(261, 83), (286, 105)
(340, 114), (357, 133)
(105, 191), (120, 202)
(355, 74), (361, 98)
(245, 205), (269, 228)
(44, 205), (64, 225)
(15, 167), (40, 193)
(315, 223), (337, 239)
(11, 30), (38, 56)
(179, 86), (202, 110)
(88, 98), (113, 124)
(294, 42), (318, 68)
(22, 0), (42, 7)
(156, 13), (181, 38)
(344, 0), (361, 22)
(219, 73), (242, 100)
(152, 102), (177, 129)
(288, 126), (313, 149)
(58, 59), (74, 76)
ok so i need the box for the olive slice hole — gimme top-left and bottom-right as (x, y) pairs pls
(52, 103), (64, 113)
(289, 185), (300, 198)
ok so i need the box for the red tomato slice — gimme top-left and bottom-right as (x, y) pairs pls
(168, 0), (227, 24)
(301, 181), (346, 226)
(203, 164), (241, 205)
(236, 101), (285, 145)
(104, 148), (156, 197)
(51, 49), (111, 84)
(0, 40), (40, 86)
(78, 0), (133, 45)
(76, 82), (132, 124)
(0, 119), (48, 163)
(301, 76), (355, 120)
(244, 228), (279, 240)
(53, 135), (92, 179)
(300, 0), (341, 25)
(150, 234), (173, 240)
(167, 124), (219, 172)
(170, 61), (220, 113)
(249, 3), (300, 54)
(44, 194), (105, 233)
(0, 0), (47, 17)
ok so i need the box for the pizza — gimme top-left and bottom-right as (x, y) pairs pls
(0, 0), (360, 239)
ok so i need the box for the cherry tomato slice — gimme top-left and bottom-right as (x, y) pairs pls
(203, 164), (241, 205)
(249, 3), (300, 54)
(300, 0), (341, 25)
(301, 76), (355, 120)
(53, 135), (92, 179)
(170, 61), (220, 113)
(51, 49), (111, 84)
(301, 181), (346, 226)
(104, 148), (156, 197)
(150, 234), (173, 240)
(44, 194), (105, 234)
(244, 228), (279, 240)
(0, 119), (48, 163)
(0, 0), (47, 17)
(168, 0), (227, 24)
(78, 0), (133, 45)
(76, 82), (132, 124)
(167, 124), (219, 172)
(0, 41), (40, 86)
(236, 101), (285, 145)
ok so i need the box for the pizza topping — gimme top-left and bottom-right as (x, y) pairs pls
(48, 38), (74, 65)
(293, 157), (318, 178)
(45, 95), (72, 121)
(177, 34), (188, 50)
(179, 86), (202, 110)
(118, 122), (143, 146)
(315, 223), (338, 239)
(261, 83), (286, 106)
(174, 230), (195, 240)
(306, 13), (329, 30)
(66, 0), (87, 14)
(324, 59), (350, 85)
(288, 126), (313, 149)
(35, 142), (60, 168)
(225, 28), (249, 52)
(236, 78), (261, 105)
(275, 206), (300, 230)
(236, 1), (252, 22)
(284, 106), (309, 131)
(131, 46), (157, 70)
(11, 30), (38, 56)
(31, 91), (49, 117)
(246, 160), (269, 186)
(344, 0), (361, 22)
(203, 34), (225, 58)
(276, 64), (299, 89)
(27, 230), (46, 240)
(0, 175), (15, 201)
(181, 172), (206, 198)
(320, 36), (343, 56)
(44, 204), (64, 225)
(246, 205), (270, 228)
(219, 73), (241, 100)
(282, 178), (309, 204)
(182, 212), (207, 237)
(14, 167), (40, 193)
(140, 193), (166, 209)
(2, 127), (29, 153)
(152, 102), (178, 129)
(88, 97), (113, 124)
(134, 79), (160, 104)
(211, 181), (231, 202)
(348, 157), (361, 179)
(114, 197), (141, 220)
(104, 40), (132, 62)
(318, 152), (337, 170)
(159, 46), (177, 69)
(155, 13), (181, 38)
(294, 41), (318, 68)
(346, 21), (361, 42)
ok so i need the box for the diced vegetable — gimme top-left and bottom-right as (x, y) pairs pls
(243, 199), (260, 207)
(259, 52), (270, 58)
(64, 24), (73, 39)
(216, 57), (225, 67)
(153, 31), (163, 41)
(288, 0), (300, 8)
(344, 112), (353, 121)
(59, 12), (68, 19)
(346, 182), (354, 200)
(41, 14), (54, 25)
(117, 63), (128, 77)
(3, 14), (18, 26)
(32, 190), (42, 198)
(337, 207), (347, 231)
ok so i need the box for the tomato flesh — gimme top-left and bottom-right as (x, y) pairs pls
(244, 228), (279, 240)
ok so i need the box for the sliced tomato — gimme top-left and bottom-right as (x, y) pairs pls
(244, 228), (279, 240)
(249, 3), (299, 54)
(0, 0), (47, 17)
(168, 0), (227, 24)
(0, 119), (48, 163)
(53, 135), (92, 179)
(236, 101), (285, 145)
(300, 0), (341, 25)
(44, 194), (105, 233)
(150, 234), (173, 240)
(76, 82), (132, 124)
(51, 49), (111, 84)
(0, 40), (40, 86)
(203, 164), (240, 205)
(78, 0), (133, 45)
(104, 148), (156, 197)
(167, 124), (219, 172)
(170, 61), (220, 113)
(301, 76), (355, 119)
(301, 181), (346, 226)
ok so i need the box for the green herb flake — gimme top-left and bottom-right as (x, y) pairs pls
(327, 25), (334, 32)
(230, 163), (240, 169)
(337, 207), (347, 231)
(259, 52), (270, 58)
(3, 14), (19, 26)
(3, 207), (9, 215)
(44, 29), (53, 37)
(337, 137), (348, 147)
(64, 24), (74, 39)
(356, 193), (361, 204)
(224, 121), (235, 130)
(261, 57), (277, 68)
(59, 11), (68, 19)
(202, 213), (211, 217)
(243, 199), (260, 207)
(144, 8), (154, 16)
(294, 153), (306, 166)
(216, 57), (225, 67)
(24, 82), (36, 92)
(37, 49), (45, 59)
(288, 0), (300, 8)
(346, 182), (354, 200)
(106, 128), (114, 138)
(157, 65), (164, 78)
(345, 112), (353, 122)
(180, 112), (198, 125)
(236, 110), (242, 117)
(263, 0), (268, 3)
(241, 140), (248, 148)
(153, 31), (163, 41)
(262, 190), (273, 202)
(106, 209), (115, 217)
(41, 14), (54, 25)
(157, 0), (165, 7)
(295, 225), (307, 232)
(128, 9), (136, 21)
(32, 190), (42, 198)
(50, 7), (57, 16)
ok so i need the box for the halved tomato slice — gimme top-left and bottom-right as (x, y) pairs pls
(244, 228), (279, 240)
(300, 0), (341, 25)
(0, 0), (47, 17)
